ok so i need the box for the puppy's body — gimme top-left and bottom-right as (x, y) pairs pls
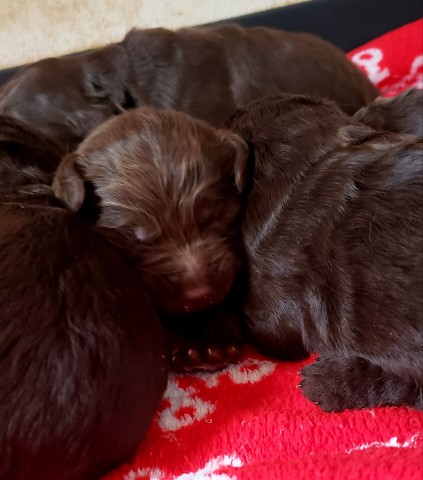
(123, 24), (378, 121)
(53, 107), (249, 371)
(227, 95), (423, 411)
(0, 24), (378, 147)
(354, 88), (423, 137)
(0, 117), (168, 480)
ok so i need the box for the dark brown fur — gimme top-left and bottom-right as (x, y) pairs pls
(0, 45), (131, 152)
(0, 114), (61, 195)
(0, 24), (378, 148)
(226, 94), (423, 411)
(53, 107), (247, 371)
(354, 88), (423, 137)
(0, 116), (168, 479)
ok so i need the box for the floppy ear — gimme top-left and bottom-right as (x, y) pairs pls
(219, 130), (250, 192)
(52, 152), (86, 212)
(82, 45), (132, 113)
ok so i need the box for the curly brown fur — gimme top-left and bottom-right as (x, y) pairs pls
(0, 117), (168, 480)
(226, 94), (423, 411)
(354, 88), (423, 137)
(53, 107), (248, 315)
(0, 24), (378, 147)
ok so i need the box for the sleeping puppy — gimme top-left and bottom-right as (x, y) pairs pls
(0, 116), (168, 480)
(0, 44), (132, 152)
(354, 88), (423, 137)
(53, 107), (249, 372)
(0, 24), (378, 148)
(226, 94), (423, 411)
(122, 24), (378, 121)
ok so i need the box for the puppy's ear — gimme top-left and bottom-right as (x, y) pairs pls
(53, 152), (86, 212)
(219, 130), (250, 192)
(82, 45), (133, 114)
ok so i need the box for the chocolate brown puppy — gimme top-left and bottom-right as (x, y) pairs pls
(226, 94), (423, 411)
(0, 24), (378, 148)
(0, 116), (168, 480)
(0, 44), (131, 152)
(354, 88), (423, 137)
(53, 107), (249, 371)
(122, 24), (378, 120)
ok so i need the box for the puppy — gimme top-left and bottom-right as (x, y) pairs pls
(226, 94), (423, 411)
(0, 24), (378, 147)
(0, 44), (132, 152)
(0, 116), (168, 480)
(354, 88), (423, 137)
(53, 107), (249, 371)
(122, 24), (378, 121)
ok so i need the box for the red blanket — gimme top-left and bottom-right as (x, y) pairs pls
(105, 19), (423, 480)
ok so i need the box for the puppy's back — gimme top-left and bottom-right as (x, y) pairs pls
(0, 205), (168, 480)
(123, 24), (378, 122)
(354, 88), (423, 137)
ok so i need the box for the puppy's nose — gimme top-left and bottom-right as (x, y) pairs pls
(183, 286), (211, 301)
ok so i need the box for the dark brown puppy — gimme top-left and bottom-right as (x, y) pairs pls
(0, 24), (378, 148)
(0, 116), (168, 480)
(53, 107), (249, 371)
(226, 94), (423, 411)
(0, 44), (131, 152)
(354, 88), (423, 137)
(122, 24), (378, 121)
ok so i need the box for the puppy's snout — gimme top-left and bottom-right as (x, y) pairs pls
(140, 240), (239, 314)
(182, 285), (211, 301)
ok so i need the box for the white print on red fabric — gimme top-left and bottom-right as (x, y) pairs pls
(352, 48), (390, 84)
(157, 359), (277, 432)
(124, 454), (243, 480)
(194, 358), (277, 388)
(351, 48), (423, 95)
(382, 55), (423, 95)
(124, 467), (163, 480)
(157, 378), (215, 432)
(346, 434), (420, 454)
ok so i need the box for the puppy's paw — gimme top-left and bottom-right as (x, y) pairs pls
(300, 354), (422, 411)
(299, 354), (373, 412)
(165, 301), (244, 373)
(299, 359), (349, 412)
(171, 342), (242, 372)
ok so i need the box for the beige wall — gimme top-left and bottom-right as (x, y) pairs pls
(0, 0), (306, 69)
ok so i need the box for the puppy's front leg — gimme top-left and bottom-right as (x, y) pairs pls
(163, 301), (244, 372)
(300, 353), (422, 411)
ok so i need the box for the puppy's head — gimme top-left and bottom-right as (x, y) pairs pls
(226, 93), (378, 156)
(0, 44), (132, 149)
(54, 108), (249, 315)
